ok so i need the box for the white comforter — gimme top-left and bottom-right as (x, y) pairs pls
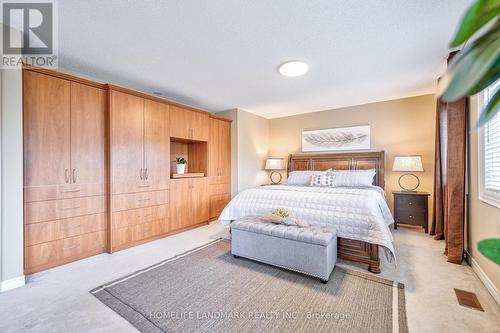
(219, 185), (395, 260)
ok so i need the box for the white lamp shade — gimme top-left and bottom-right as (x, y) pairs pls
(265, 158), (284, 170)
(392, 156), (424, 172)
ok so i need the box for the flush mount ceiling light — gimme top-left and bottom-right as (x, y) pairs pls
(278, 61), (309, 77)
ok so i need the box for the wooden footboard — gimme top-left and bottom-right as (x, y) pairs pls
(337, 237), (380, 273)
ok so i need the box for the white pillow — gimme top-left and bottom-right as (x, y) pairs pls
(310, 173), (336, 187)
(286, 171), (326, 186)
(330, 169), (376, 187)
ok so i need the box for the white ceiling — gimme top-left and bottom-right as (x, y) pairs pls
(59, 0), (472, 118)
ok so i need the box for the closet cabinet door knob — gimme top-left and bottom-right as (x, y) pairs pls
(72, 169), (77, 183)
(65, 169), (69, 183)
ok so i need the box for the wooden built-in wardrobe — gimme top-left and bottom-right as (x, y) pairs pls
(22, 65), (231, 273)
(23, 68), (107, 274)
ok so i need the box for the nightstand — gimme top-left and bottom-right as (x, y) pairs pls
(393, 191), (430, 233)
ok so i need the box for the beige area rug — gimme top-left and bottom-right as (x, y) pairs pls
(91, 239), (407, 333)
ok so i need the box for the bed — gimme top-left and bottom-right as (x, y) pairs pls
(219, 151), (394, 273)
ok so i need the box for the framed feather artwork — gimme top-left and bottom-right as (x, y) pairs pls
(302, 125), (371, 152)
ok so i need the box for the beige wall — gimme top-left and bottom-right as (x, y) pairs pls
(467, 94), (500, 296)
(268, 94), (437, 224)
(217, 109), (269, 195)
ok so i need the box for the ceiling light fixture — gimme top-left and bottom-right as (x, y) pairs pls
(278, 61), (309, 77)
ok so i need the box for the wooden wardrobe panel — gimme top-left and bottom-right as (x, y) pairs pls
(191, 112), (209, 141)
(70, 82), (106, 192)
(144, 99), (170, 191)
(208, 118), (220, 181)
(169, 179), (191, 230)
(210, 193), (231, 219)
(208, 118), (231, 185)
(192, 178), (209, 225)
(219, 120), (231, 180)
(170, 106), (208, 141)
(110, 90), (144, 194)
(170, 106), (191, 139)
(23, 70), (71, 189)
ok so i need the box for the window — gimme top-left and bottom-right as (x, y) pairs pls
(478, 80), (500, 207)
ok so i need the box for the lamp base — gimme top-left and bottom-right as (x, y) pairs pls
(398, 173), (420, 192)
(269, 171), (282, 185)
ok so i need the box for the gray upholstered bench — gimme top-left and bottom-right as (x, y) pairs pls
(231, 216), (337, 283)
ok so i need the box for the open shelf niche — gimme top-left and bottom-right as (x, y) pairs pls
(170, 138), (207, 178)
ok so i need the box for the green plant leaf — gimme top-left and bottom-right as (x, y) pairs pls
(466, 57), (500, 96)
(478, 87), (500, 126)
(438, 23), (500, 101)
(478, 239), (500, 265)
(450, 0), (500, 48)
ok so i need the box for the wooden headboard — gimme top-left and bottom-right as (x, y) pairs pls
(287, 151), (385, 188)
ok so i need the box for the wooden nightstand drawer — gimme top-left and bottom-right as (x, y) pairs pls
(395, 195), (426, 212)
(395, 210), (426, 225)
(393, 191), (430, 233)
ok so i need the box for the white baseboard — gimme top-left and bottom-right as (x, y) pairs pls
(0, 275), (25, 292)
(466, 251), (500, 306)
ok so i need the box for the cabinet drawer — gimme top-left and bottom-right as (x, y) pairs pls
(395, 195), (426, 212)
(112, 204), (169, 228)
(24, 183), (105, 202)
(209, 176), (231, 185)
(24, 213), (106, 246)
(395, 210), (426, 225)
(112, 180), (169, 195)
(59, 230), (105, 260)
(131, 222), (153, 242)
(58, 213), (106, 238)
(152, 217), (170, 235)
(25, 241), (59, 268)
(25, 220), (58, 246)
(209, 183), (230, 196)
(24, 196), (105, 224)
(112, 190), (169, 211)
(113, 227), (131, 247)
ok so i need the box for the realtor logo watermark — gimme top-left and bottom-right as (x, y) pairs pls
(1, 0), (58, 68)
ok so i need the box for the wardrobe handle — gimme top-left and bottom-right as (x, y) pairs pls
(72, 169), (77, 183)
(145, 168), (148, 180)
(65, 169), (69, 183)
(140, 168), (143, 180)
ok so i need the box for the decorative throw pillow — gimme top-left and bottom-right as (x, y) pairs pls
(330, 169), (376, 187)
(286, 171), (326, 186)
(310, 173), (335, 187)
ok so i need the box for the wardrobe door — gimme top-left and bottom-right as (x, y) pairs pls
(170, 179), (191, 230)
(191, 178), (209, 225)
(208, 118), (220, 182)
(218, 120), (231, 183)
(169, 106), (191, 139)
(144, 99), (170, 191)
(24, 71), (71, 195)
(191, 112), (209, 141)
(70, 82), (106, 196)
(110, 91), (145, 194)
